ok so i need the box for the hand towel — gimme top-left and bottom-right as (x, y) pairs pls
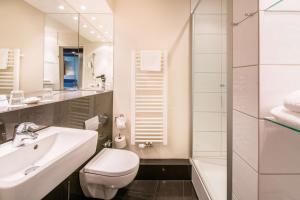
(84, 116), (99, 131)
(140, 50), (162, 71)
(271, 106), (300, 129)
(0, 48), (9, 69)
(284, 90), (300, 113)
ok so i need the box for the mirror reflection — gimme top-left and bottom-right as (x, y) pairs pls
(79, 14), (113, 91)
(43, 13), (80, 90)
(0, 0), (113, 96)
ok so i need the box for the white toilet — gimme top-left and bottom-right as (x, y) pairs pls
(79, 148), (140, 200)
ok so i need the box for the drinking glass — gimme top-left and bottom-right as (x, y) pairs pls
(9, 90), (24, 106)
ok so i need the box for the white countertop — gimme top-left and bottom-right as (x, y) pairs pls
(0, 90), (113, 114)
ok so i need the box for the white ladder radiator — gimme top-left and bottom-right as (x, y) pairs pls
(131, 50), (168, 145)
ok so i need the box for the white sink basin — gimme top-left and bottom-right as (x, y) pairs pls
(0, 126), (98, 200)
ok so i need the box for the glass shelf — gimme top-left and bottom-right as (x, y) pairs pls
(264, 0), (284, 11)
(264, 0), (300, 12)
(264, 117), (300, 133)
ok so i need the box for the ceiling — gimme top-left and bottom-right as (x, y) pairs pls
(24, 0), (113, 43)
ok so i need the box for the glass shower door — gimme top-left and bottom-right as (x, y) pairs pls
(191, 0), (227, 199)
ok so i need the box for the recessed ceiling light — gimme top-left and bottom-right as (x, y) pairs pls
(80, 5), (86, 10)
(90, 30), (95, 34)
(104, 31), (109, 35)
(91, 16), (96, 21)
(83, 24), (87, 28)
(97, 35), (101, 38)
(58, 5), (65, 10)
(99, 25), (103, 29)
(73, 16), (78, 21)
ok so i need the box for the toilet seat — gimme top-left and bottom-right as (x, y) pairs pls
(83, 148), (139, 177)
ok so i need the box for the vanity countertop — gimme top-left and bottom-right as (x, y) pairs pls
(0, 90), (113, 114)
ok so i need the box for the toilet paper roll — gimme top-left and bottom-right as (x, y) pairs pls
(114, 134), (127, 149)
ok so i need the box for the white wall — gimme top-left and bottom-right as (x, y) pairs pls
(82, 43), (113, 89)
(0, 0), (44, 92)
(113, 0), (191, 159)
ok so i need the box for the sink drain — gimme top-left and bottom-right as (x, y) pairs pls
(24, 166), (39, 175)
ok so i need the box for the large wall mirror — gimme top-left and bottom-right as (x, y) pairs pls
(0, 0), (113, 95)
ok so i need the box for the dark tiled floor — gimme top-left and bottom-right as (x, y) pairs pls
(113, 180), (198, 200)
(71, 180), (198, 200)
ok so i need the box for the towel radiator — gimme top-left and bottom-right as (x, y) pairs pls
(0, 49), (20, 94)
(131, 50), (168, 145)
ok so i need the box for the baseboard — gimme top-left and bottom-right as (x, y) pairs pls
(136, 159), (191, 180)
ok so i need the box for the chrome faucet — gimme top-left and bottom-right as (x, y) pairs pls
(12, 122), (39, 147)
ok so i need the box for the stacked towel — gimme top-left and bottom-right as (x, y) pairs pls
(271, 106), (300, 129)
(270, 90), (300, 129)
(0, 48), (9, 69)
(284, 90), (300, 113)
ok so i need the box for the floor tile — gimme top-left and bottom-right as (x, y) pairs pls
(183, 181), (198, 200)
(114, 190), (154, 200)
(126, 180), (159, 194)
(156, 180), (184, 200)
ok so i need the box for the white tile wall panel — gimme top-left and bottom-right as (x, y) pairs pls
(233, 110), (259, 170)
(194, 73), (222, 93)
(233, 0), (258, 23)
(259, 174), (300, 200)
(233, 14), (259, 67)
(259, 65), (300, 117)
(233, 66), (259, 118)
(193, 54), (222, 73)
(193, 93), (222, 112)
(260, 11), (300, 65)
(195, 0), (222, 14)
(194, 34), (223, 54)
(259, 119), (300, 173)
(193, 112), (222, 132)
(233, 153), (258, 200)
(194, 14), (221, 34)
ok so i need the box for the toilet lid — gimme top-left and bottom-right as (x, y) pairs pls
(84, 148), (140, 177)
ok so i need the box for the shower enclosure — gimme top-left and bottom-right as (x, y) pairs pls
(191, 0), (230, 199)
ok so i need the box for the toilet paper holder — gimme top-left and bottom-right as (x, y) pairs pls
(115, 114), (126, 129)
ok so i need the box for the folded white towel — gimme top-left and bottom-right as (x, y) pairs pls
(284, 90), (300, 113)
(0, 48), (9, 69)
(271, 106), (300, 129)
(140, 50), (162, 71)
(84, 116), (99, 131)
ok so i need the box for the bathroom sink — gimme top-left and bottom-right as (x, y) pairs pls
(0, 126), (98, 200)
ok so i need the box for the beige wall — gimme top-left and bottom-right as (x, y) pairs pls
(0, 0), (44, 92)
(113, 0), (192, 159)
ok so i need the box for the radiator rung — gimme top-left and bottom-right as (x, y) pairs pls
(135, 132), (163, 135)
(135, 140), (163, 143)
(135, 136), (163, 139)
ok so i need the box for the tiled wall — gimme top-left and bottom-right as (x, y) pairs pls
(233, 0), (259, 199)
(233, 0), (300, 199)
(258, 1), (300, 199)
(0, 92), (113, 150)
(192, 0), (227, 158)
